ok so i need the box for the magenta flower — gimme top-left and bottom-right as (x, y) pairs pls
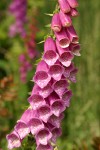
(51, 127), (62, 143)
(67, 0), (79, 8)
(28, 94), (46, 110)
(14, 121), (30, 139)
(56, 39), (74, 67)
(6, 131), (21, 149)
(36, 128), (52, 145)
(71, 8), (79, 17)
(67, 25), (79, 44)
(55, 28), (70, 48)
(37, 104), (52, 123)
(33, 60), (51, 88)
(43, 37), (59, 66)
(58, 0), (71, 13)
(28, 118), (44, 135)
(59, 10), (72, 27)
(51, 13), (62, 32)
(49, 63), (64, 81)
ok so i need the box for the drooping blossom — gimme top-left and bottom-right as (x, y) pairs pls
(7, 0), (80, 149)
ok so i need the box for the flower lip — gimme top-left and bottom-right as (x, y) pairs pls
(53, 79), (69, 97)
(49, 64), (64, 81)
(28, 118), (44, 135)
(55, 28), (70, 48)
(59, 51), (74, 67)
(14, 121), (30, 139)
(6, 131), (21, 149)
(51, 100), (66, 117)
(33, 71), (51, 88)
(28, 94), (46, 110)
(36, 144), (53, 150)
(36, 128), (52, 145)
(43, 50), (59, 66)
(37, 104), (52, 123)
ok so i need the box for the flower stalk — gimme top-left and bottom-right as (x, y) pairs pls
(6, 0), (80, 149)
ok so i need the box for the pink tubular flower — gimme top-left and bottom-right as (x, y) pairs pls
(49, 63), (64, 81)
(48, 113), (64, 128)
(58, 0), (71, 13)
(37, 104), (52, 123)
(36, 128), (52, 145)
(53, 79), (69, 97)
(14, 121), (30, 139)
(67, 25), (79, 44)
(33, 60), (51, 88)
(55, 28), (70, 48)
(6, 131), (21, 149)
(28, 94), (46, 110)
(43, 37), (59, 66)
(67, 0), (79, 8)
(70, 8), (79, 17)
(51, 127), (62, 143)
(70, 43), (81, 56)
(56, 39), (74, 67)
(28, 118), (44, 135)
(59, 10), (72, 27)
(51, 13), (62, 32)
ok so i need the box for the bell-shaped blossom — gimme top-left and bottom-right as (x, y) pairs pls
(28, 94), (46, 110)
(67, 25), (79, 44)
(70, 43), (81, 56)
(56, 39), (74, 67)
(63, 63), (75, 77)
(6, 131), (21, 149)
(51, 13), (62, 32)
(48, 113), (64, 128)
(31, 84), (53, 99)
(51, 127), (62, 143)
(33, 60), (51, 88)
(58, 0), (71, 13)
(49, 63), (64, 81)
(28, 118), (44, 135)
(55, 28), (70, 48)
(37, 105), (52, 123)
(67, 0), (79, 8)
(62, 90), (73, 107)
(51, 100), (66, 117)
(14, 121), (30, 139)
(43, 37), (59, 66)
(53, 79), (69, 97)
(36, 128), (52, 145)
(59, 10), (72, 27)
(70, 8), (79, 17)
(68, 68), (78, 83)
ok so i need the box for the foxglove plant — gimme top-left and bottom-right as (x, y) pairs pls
(7, 0), (80, 149)
(9, 0), (27, 37)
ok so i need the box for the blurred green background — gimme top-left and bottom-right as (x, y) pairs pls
(0, 0), (99, 149)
